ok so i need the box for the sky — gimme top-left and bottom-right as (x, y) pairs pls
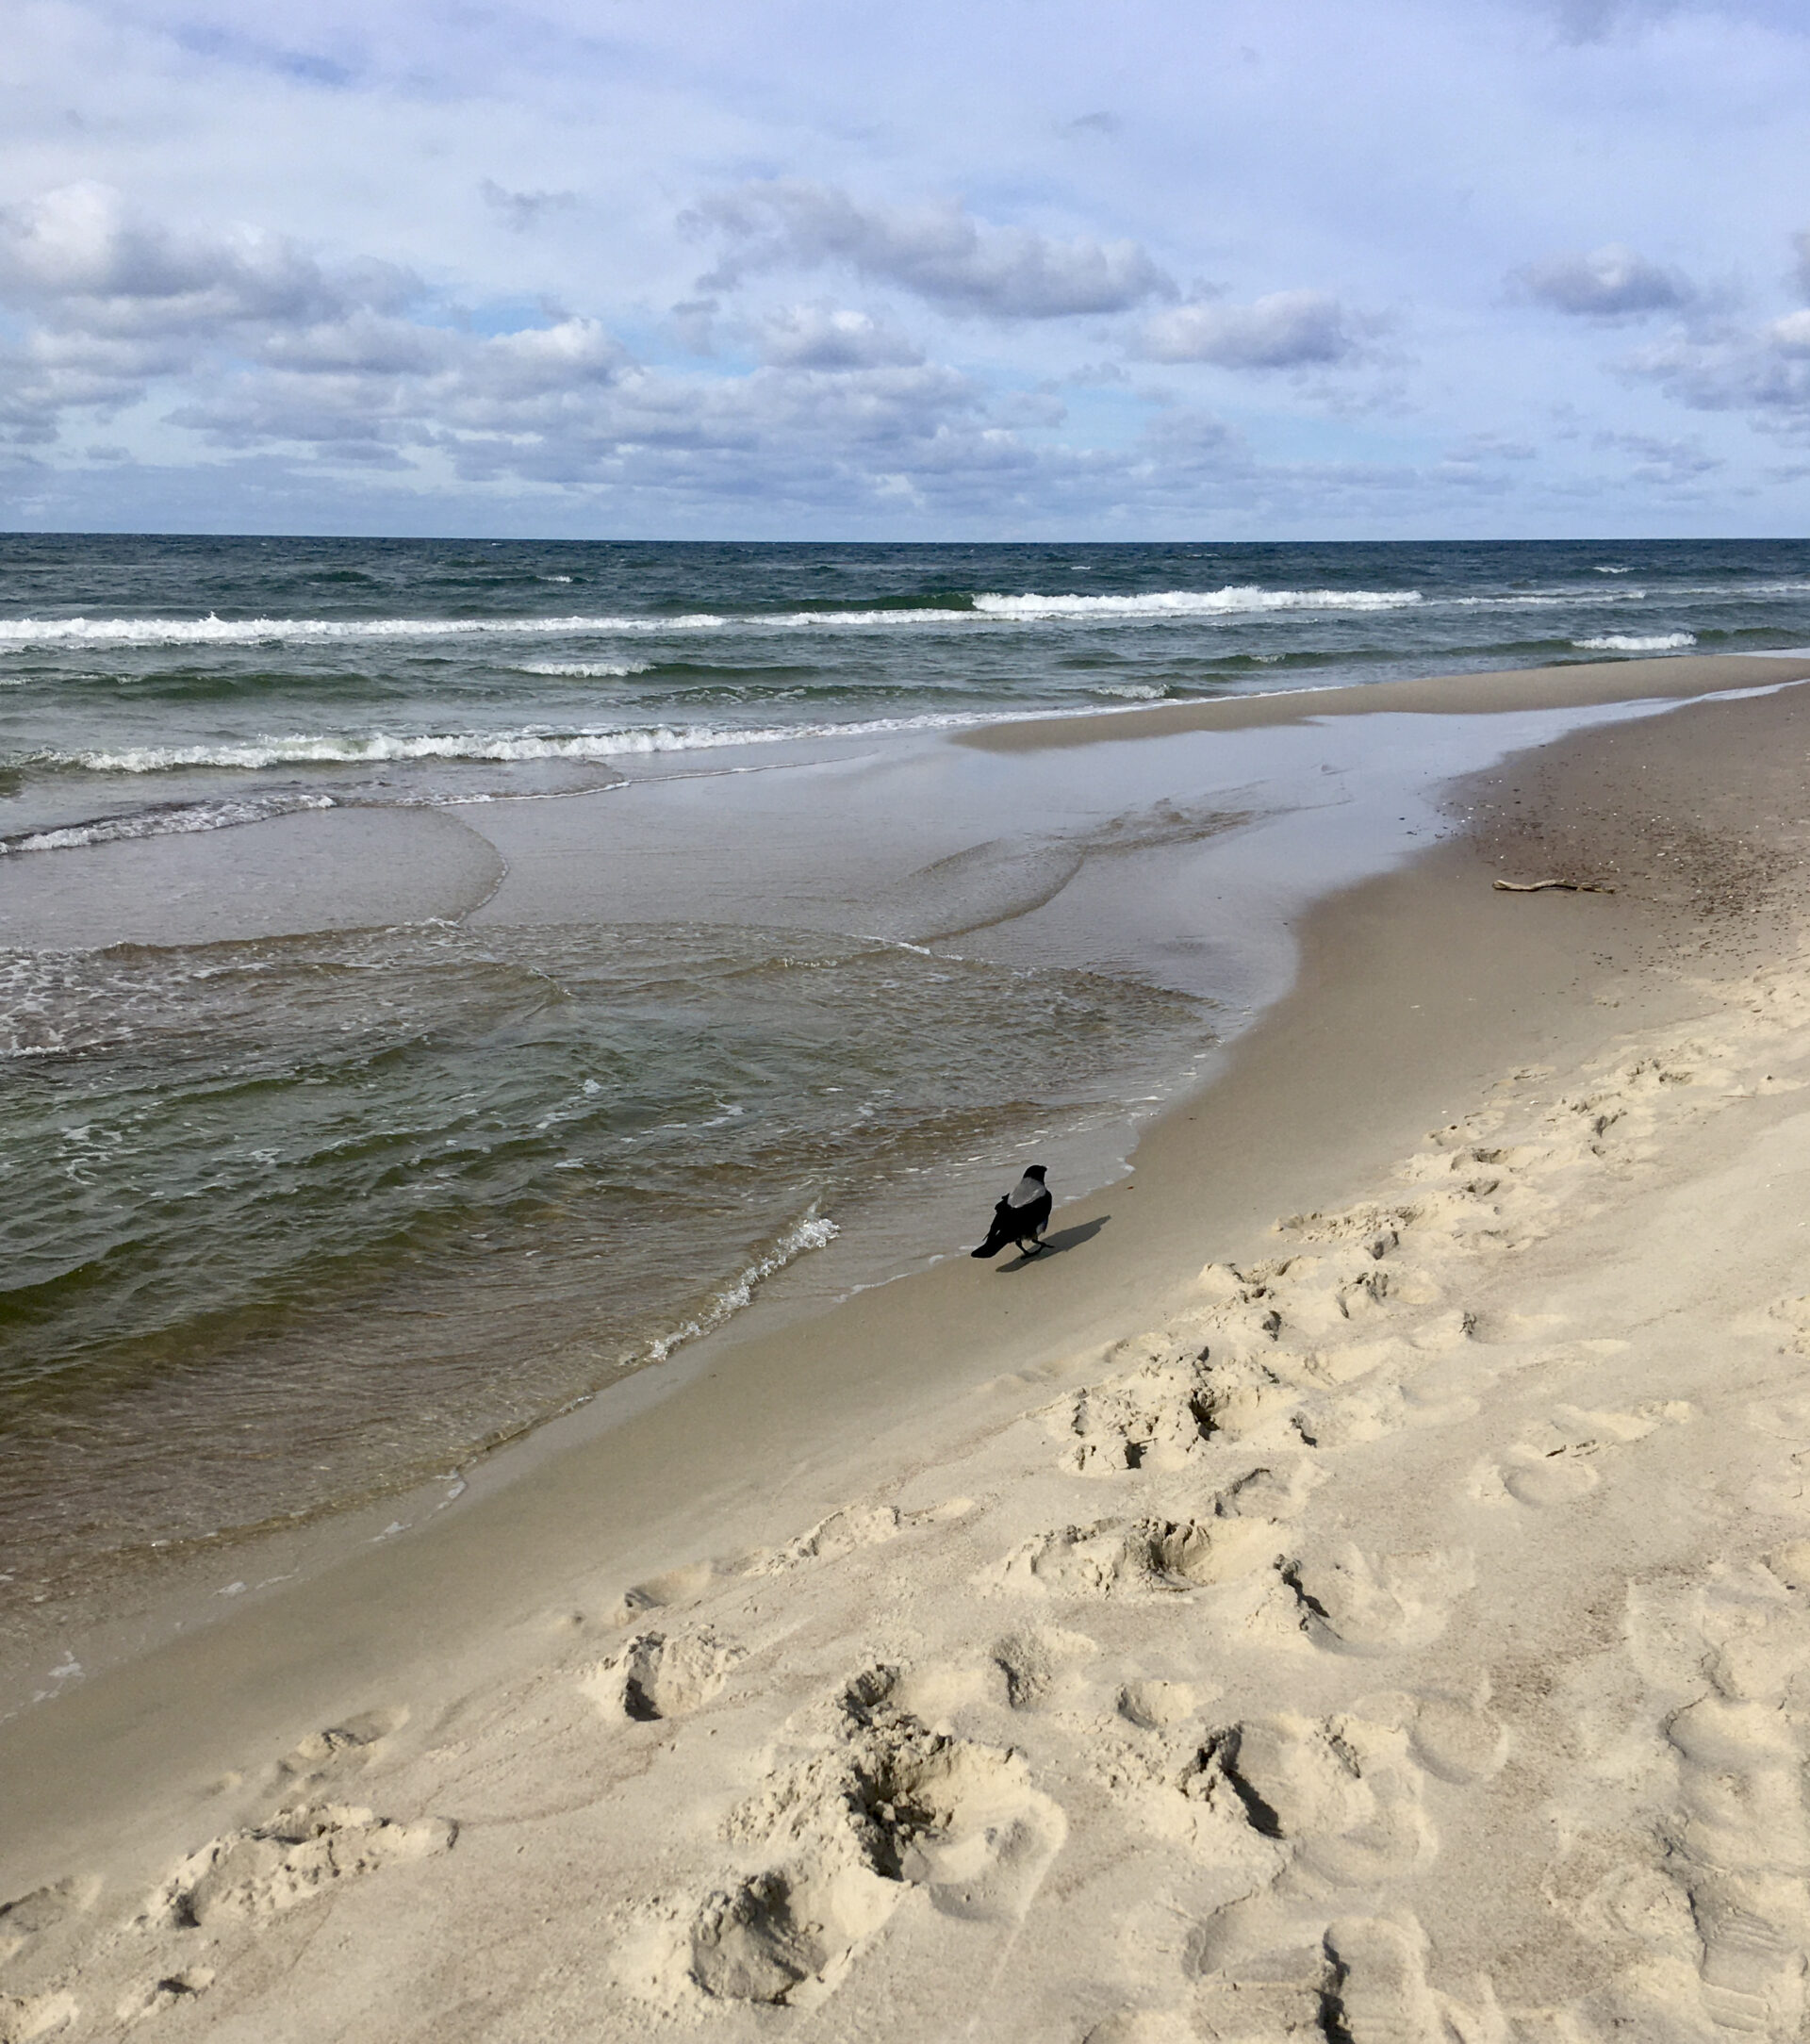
(1, 0), (1807, 539)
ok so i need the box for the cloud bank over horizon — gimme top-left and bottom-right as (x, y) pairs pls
(1, 0), (1807, 539)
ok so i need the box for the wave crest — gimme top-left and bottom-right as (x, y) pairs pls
(643, 1208), (839, 1363)
(514, 660), (654, 678)
(972, 586), (1423, 618)
(1571, 632), (1697, 653)
(35, 710), (1041, 773)
(0, 793), (337, 855)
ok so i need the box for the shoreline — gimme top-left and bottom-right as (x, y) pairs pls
(9, 655), (1810, 2035)
(6, 653), (1810, 1722)
(1, 670), (1793, 1743)
(17, 663), (1808, 1679)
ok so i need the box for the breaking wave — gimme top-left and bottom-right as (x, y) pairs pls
(3, 579), (1809, 655)
(34, 710), (1050, 773)
(514, 660), (654, 678)
(970, 586), (1424, 618)
(0, 613), (732, 648)
(642, 1208), (840, 1363)
(0, 793), (337, 854)
(0, 588), (1426, 648)
(1571, 632), (1697, 653)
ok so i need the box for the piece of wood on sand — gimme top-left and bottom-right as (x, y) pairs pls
(1492, 878), (1615, 894)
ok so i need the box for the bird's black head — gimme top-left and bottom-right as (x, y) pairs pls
(1025, 1164), (1047, 1180)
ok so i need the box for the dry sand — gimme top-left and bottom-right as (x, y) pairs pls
(9, 658), (1810, 2041)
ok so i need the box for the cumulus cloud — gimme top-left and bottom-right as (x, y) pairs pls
(0, 182), (415, 336)
(1626, 323), (1810, 427)
(1511, 243), (1694, 318)
(684, 180), (1174, 319)
(0, 184), (638, 452)
(1592, 427), (1724, 484)
(1592, 232), (1810, 435)
(756, 305), (923, 370)
(1140, 289), (1367, 370)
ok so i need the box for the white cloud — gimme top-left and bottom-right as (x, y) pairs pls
(1625, 324), (1810, 427)
(1511, 243), (1694, 318)
(3, 0), (1810, 534)
(0, 181), (414, 337)
(756, 305), (924, 370)
(685, 180), (1174, 319)
(1139, 289), (1368, 369)
(1592, 427), (1724, 484)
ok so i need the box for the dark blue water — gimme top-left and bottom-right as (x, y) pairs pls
(3, 536), (1806, 847)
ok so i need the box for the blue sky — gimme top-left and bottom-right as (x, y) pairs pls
(2, 0), (1807, 537)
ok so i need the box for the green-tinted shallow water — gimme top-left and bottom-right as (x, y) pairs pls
(1, 921), (1206, 1592)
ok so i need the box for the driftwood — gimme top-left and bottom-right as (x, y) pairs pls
(1492, 878), (1615, 895)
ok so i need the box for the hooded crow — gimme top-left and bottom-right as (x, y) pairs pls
(971, 1164), (1053, 1259)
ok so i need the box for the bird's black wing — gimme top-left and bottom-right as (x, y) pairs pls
(971, 1197), (1015, 1258)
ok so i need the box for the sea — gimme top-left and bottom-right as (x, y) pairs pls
(5, 535), (1809, 1648)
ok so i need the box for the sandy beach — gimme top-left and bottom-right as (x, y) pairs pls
(10, 651), (1810, 2041)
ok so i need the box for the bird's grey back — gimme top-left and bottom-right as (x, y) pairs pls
(1006, 1173), (1048, 1208)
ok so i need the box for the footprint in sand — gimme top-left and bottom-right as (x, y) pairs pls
(116, 1968), (216, 2027)
(1116, 1679), (1200, 1732)
(1188, 1711), (1436, 1894)
(1276, 1544), (1475, 1657)
(1652, 1576), (1810, 2036)
(275, 1706), (409, 1786)
(1402, 1690), (1509, 1785)
(1472, 1399), (1692, 1508)
(0, 1988), (80, 2041)
(620, 1666), (1066, 2010)
(881, 1627), (1101, 1725)
(141, 1802), (457, 1929)
(0, 1878), (97, 1969)
(609, 1558), (721, 1626)
(981, 1513), (1283, 1601)
(607, 1499), (972, 1624)
(583, 1627), (744, 1722)
(1601, 1564), (1810, 2034)
(1318, 1916), (1453, 2044)
(1179, 1720), (1445, 2030)
(1053, 1352), (1219, 1475)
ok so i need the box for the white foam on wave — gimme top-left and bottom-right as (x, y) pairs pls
(1453, 581), (1810, 610)
(1450, 589), (1648, 608)
(973, 586), (1424, 618)
(0, 792), (337, 854)
(642, 1207), (840, 1364)
(3, 578), (1807, 651)
(514, 660), (654, 678)
(0, 588), (1419, 648)
(1572, 632), (1697, 653)
(0, 613), (732, 649)
(43, 708), (1055, 773)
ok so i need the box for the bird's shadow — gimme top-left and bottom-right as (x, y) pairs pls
(997, 1213), (1111, 1271)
